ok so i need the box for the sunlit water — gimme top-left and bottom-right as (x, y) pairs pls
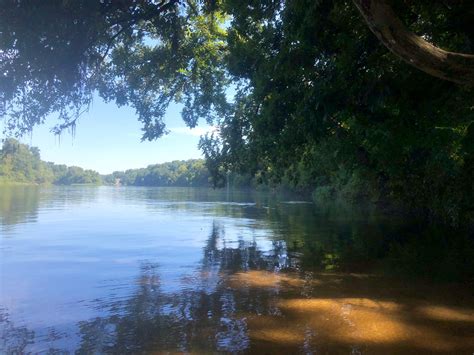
(0, 186), (473, 354)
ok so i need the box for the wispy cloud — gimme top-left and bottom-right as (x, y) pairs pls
(169, 126), (217, 137)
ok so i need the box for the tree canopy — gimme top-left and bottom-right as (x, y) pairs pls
(1, 0), (229, 139)
(1, 1), (474, 225)
(3, 1), (473, 137)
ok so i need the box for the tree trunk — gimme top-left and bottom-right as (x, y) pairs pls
(353, 0), (474, 85)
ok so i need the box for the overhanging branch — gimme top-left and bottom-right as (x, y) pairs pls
(353, 0), (474, 85)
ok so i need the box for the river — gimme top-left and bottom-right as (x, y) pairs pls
(0, 186), (473, 353)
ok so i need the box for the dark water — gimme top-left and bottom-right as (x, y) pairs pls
(0, 186), (473, 354)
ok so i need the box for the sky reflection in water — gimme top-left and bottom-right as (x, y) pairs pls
(0, 186), (473, 354)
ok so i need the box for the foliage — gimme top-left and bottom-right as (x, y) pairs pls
(104, 159), (211, 187)
(199, 0), (474, 227)
(0, 138), (101, 185)
(0, 0), (229, 139)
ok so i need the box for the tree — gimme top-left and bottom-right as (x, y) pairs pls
(198, 0), (474, 225)
(1, 0), (229, 139)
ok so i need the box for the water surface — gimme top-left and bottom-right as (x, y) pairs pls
(1, 186), (473, 353)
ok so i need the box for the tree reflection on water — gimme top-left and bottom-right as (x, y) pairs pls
(33, 223), (472, 354)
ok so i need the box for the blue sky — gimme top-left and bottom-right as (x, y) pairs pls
(2, 97), (215, 174)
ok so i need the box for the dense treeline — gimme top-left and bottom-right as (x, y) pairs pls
(103, 160), (211, 187)
(198, 1), (474, 228)
(0, 139), (228, 188)
(0, 139), (101, 185)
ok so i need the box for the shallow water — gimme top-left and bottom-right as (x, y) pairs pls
(0, 186), (473, 354)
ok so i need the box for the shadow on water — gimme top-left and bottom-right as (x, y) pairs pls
(0, 308), (35, 353)
(1, 187), (474, 353)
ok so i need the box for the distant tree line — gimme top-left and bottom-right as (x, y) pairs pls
(103, 160), (212, 187)
(0, 138), (101, 185)
(0, 139), (256, 189)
